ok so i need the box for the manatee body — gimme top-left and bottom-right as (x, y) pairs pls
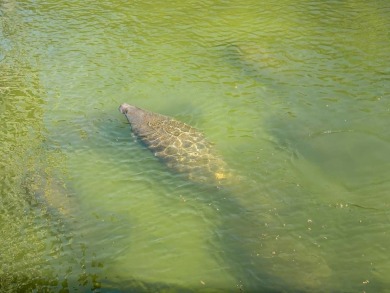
(119, 103), (229, 184)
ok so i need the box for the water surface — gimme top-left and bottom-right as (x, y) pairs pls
(1, 0), (389, 292)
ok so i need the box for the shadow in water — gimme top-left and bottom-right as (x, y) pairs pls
(79, 108), (332, 292)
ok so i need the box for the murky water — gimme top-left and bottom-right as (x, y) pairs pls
(1, 0), (389, 292)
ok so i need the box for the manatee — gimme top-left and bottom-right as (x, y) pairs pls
(119, 103), (230, 184)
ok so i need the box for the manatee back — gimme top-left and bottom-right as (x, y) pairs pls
(120, 104), (229, 184)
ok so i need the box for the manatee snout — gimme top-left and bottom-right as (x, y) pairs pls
(119, 103), (132, 114)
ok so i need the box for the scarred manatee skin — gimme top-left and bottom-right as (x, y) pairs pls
(119, 103), (229, 184)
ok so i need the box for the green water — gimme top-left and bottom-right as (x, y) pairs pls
(1, 0), (389, 292)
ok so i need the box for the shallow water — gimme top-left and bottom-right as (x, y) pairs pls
(1, 0), (389, 292)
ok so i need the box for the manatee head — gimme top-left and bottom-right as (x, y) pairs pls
(119, 103), (137, 115)
(119, 103), (146, 125)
